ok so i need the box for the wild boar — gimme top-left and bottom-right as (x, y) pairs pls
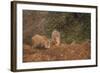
(32, 34), (50, 49)
(51, 30), (60, 47)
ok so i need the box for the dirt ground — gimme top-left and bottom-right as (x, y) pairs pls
(23, 41), (91, 62)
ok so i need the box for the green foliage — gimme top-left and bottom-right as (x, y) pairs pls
(23, 10), (91, 44)
(44, 12), (91, 43)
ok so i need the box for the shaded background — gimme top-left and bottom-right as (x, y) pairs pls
(23, 10), (91, 45)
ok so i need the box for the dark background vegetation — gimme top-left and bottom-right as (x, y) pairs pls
(23, 10), (91, 62)
(23, 10), (91, 45)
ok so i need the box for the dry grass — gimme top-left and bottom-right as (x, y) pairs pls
(23, 41), (90, 62)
